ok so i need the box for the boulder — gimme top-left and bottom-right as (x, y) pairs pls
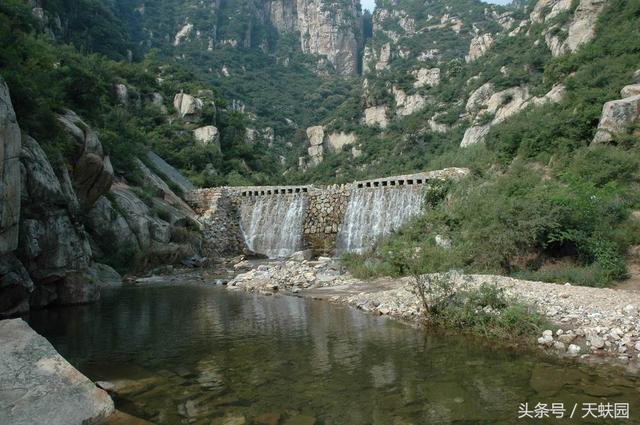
(174, 23), (193, 46)
(114, 83), (128, 105)
(57, 110), (114, 208)
(488, 86), (531, 124)
(593, 95), (640, 143)
(290, 250), (313, 261)
(621, 84), (640, 98)
(0, 76), (22, 254)
(54, 269), (100, 305)
(193, 125), (220, 149)
(173, 92), (203, 122)
(0, 319), (114, 425)
(306, 126), (325, 146)
(135, 159), (200, 223)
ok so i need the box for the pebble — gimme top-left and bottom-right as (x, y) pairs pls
(567, 344), (581, 355)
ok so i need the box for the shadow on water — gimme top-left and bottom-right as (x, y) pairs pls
(26, 284), (640, 424)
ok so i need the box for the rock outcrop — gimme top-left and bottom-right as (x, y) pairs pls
(0, 77), (21, 255)
(461, 84), (566, 147)
(306, 125), (325, 166)
(412, 68), (440, 88)
(325, 132), (356, 153)
(0, 319), (114, 425)
(296, 0), (361, 76)
(363, 105), (388, 128)
(536, 0), (609, 57)
(0, 78), (205, 315)
(173, 92), (203, 122)
(18, 135), (99, 307)
(193, 125), (220, 149)
(393, 87), (426, 116)
(466, 33), (494, 62)
(57, 110), (114, 208)
(593, 82), (640, 144)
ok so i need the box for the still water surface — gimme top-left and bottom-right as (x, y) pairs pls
(27, 283), (640, 424)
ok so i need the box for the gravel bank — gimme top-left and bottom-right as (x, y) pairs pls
(228, 259), (640, 372)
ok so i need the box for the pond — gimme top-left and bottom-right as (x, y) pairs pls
(27, 283), (640, 424)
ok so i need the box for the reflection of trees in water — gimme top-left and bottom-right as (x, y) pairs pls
(26, 286), (640, 425)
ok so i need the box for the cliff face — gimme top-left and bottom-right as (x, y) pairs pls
(118, 0), (361, 75)
(0, 76), (204, 318)
(295, 0), (361, 75)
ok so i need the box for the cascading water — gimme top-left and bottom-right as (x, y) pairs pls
(337, 185), (424, 253)
(239, 194), (307, 258)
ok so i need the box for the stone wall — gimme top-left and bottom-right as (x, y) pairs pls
(303, 185), (350, 254)
(186, 168), (470, 256)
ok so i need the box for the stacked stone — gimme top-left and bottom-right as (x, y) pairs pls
(303, 185), (350, 254)
(199, 188), (245, 257)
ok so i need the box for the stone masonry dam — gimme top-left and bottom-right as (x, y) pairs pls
(185, 168), (469, 258)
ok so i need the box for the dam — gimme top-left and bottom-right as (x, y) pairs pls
(186, 168), (469, 258)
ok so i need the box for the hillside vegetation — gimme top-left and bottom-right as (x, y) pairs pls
(342, 0), (640, 286)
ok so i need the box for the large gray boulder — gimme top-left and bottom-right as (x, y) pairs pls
(0, 76), (21, 254)
(57, 110), (114, 208)
(0, 319), (114, 425)
(593, 95), (640, 144)
(173, 92), (203, 122)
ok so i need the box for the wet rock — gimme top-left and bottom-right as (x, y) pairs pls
(0, 319), (114, 425)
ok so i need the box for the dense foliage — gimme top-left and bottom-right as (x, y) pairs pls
(0, 0), (283, 186)
(342, 0), (640, 286)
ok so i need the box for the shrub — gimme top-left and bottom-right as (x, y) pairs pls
(411, 273), (548, 339)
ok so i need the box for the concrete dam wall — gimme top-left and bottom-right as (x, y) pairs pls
(186, 168), (469, 258)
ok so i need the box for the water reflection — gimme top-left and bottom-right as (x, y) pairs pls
(27, 284), (640, 424)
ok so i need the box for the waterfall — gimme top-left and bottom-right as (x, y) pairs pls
(239, 194), (307, 258)
(337, 186), (424, 253)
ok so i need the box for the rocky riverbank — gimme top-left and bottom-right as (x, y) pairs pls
(227, 258), (640, 372)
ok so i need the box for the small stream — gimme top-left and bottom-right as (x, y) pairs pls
(27, 283), (640, 424)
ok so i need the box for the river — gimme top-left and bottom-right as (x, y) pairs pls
(27, 283), (640, 424)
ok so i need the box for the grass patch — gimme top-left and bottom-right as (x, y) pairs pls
(412, 273), (548, 340)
